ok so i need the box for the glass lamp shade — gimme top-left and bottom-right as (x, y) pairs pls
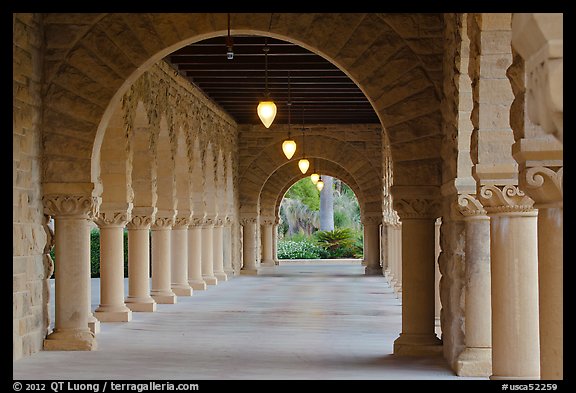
(298, 159), (310, 174)
(310, 172), (320, 184)
(282, 139), (297, 160)
(316, 178), (325, 191)
(257, 100), (277, 128)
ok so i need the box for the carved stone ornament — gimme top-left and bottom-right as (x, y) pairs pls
(393, 198), (441, 220)
(127, 215), (154, 230)
(240, 217), (257, 226)
(173, 216), (191, 229)
(453, 194), (487, 219)
(362, 215), (383, 226)
(43, 195), (98, 219)
(95, 210), (131, 227)
(260, 217), (276, 226)
(478, 184), (535, 214)
(189, 216), (205, 227)
(520, 166), (563, 208)
(152, 215), (175, 230)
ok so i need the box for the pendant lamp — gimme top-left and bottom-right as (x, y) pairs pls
(257, 38), (277, 128)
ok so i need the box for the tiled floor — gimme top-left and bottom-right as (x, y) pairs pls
(13, 264), (482, 380)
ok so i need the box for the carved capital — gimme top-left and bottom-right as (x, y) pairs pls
(240, 217), (257, 226)
(362, 215), (383, 226)
(152, 216), (175, 230)
(478, 184), (535, 215)
(520, 166), (563, 208)
(393, 198), (441, 220)
(189, 216), (205, 227)
(452, 194), (487, 219)
(173, 216), (191, 229)
(127, 215), (154, 230)
(202, 217), (214, 227)
(95, 210), (130, 228)
(213, 217), (224, 226)
(43, 195), (98, 219)
(260, 217), (275, 226)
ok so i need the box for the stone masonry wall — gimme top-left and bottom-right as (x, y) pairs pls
(13, 13), (49, 360)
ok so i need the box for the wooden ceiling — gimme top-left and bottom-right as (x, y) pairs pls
(166, 35), (380, 125)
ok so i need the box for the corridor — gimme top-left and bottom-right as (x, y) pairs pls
(13, 264), (477, 380)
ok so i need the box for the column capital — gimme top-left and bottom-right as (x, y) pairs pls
(43, 194), (99, 219)
(95, 210), (131, 228)
(152, 210), (176, 230)
(452, 194), (488, 221)
(240, 217), (258, 226)
(393, 198), (441, 220)
(173, 216), (191, 229)
(260, 216), (275, 226)
(478, 184), (535, 215)
(361, 215), (383, 226)
(519, 166), (563, 209)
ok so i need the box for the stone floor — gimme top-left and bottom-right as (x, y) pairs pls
(13, 263), (483, 380)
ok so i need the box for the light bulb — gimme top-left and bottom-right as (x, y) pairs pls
(298, 159), (310, 174)
(257, 101), (277, 128)
(310, 173), (320, 184)
(282, 139), (297, 160)
(316, 178), (325, 191)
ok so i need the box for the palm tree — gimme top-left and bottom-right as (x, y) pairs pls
(320, 175), (334, 230)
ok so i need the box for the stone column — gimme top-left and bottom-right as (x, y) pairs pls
(434, 218), (442, 331)
(272, 220), (280, 265)
(171, 216), (193, 296)
(478, 185), (540, 380)
(151, 213), (177, 304)
(201, 217), (218, 285)
(516, 153), (563, 380)
(393, 198), (442, 356)
(382, 224), (392, 280)
(241, 217), (260, 275)
(393, 223), (403, 297)
(188, 217), (207, 290)
(125, 210), (156, 312)
(223, 217), (235, 277)
(94, 209), (132, 322)
(260, 217), (275, 266)
(42, 194), (97, 351)
(364, 216), (383, 275)
(212, 218), (228, 282)
(454, 195), (492, 377)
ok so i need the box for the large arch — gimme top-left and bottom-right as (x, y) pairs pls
(40, 13), (444, 198)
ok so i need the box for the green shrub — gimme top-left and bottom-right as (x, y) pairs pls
(277, 239), (328, 259)
(315, 228), (363, 259)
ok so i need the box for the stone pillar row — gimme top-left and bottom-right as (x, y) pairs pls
(42, 195), (239, 352)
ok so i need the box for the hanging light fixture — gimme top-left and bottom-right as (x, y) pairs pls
(310, 158), (319, 184)
(298, 108), (309, 174)
(316, 176), (325, 191)
(257, 38), (277, 128)
(225, 13), (234, 60)
(282, 71), (297, 159)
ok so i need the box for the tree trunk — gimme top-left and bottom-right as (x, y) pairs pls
(320, 176), (334, 231)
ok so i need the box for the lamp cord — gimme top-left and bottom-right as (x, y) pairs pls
(264, 38), (269, 98)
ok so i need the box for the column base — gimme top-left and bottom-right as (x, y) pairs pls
(224, 269), (235, 278)
(172, 285), (193, 296)
(260, 260), (275, 267)
(240, 268), (260, 276)
(365, 265), (383, 276)
(214, 272), (228, 281)
(94, 308), (133, 322)
(88, 315), (100, 335)
(125, 296), (157, 312)
(44, 329), (97, 351)
(455, 347), (492, 377)
(151, 292), (177, 304)
(188, 279), (207, 290)
(393, 333), (443, 356)
(202, 275), (218, 285)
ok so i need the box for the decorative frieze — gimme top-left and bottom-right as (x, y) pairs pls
(393, 198), (441, 220)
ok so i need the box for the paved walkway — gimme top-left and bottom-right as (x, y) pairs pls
(13, 264), (482, 380)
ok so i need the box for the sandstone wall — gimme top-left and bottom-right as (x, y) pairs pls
(13, 13), (50, 360)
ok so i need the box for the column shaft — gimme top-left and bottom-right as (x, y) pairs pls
(364, 222), (382, 275)
(201, 224), (218, 285)
(44, 214), (96, 351)
(537, 207), (562, 380)
(393, 218), (441, 355)
(223, 224), (235, 277)
(241, 220), (259, 275)
(188, 225), (207, 290)
(151, 227), (177, 304)
(213, 224), (228, 281)
(171, 226), (193, 296)
(95, 225), (132, 321)
(393, 225), (403, 297)
(126, 224), (156, 312)
(456, 216), (492, 376)
(260, 223), (274, 266)
(490, 213), (540, 379)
